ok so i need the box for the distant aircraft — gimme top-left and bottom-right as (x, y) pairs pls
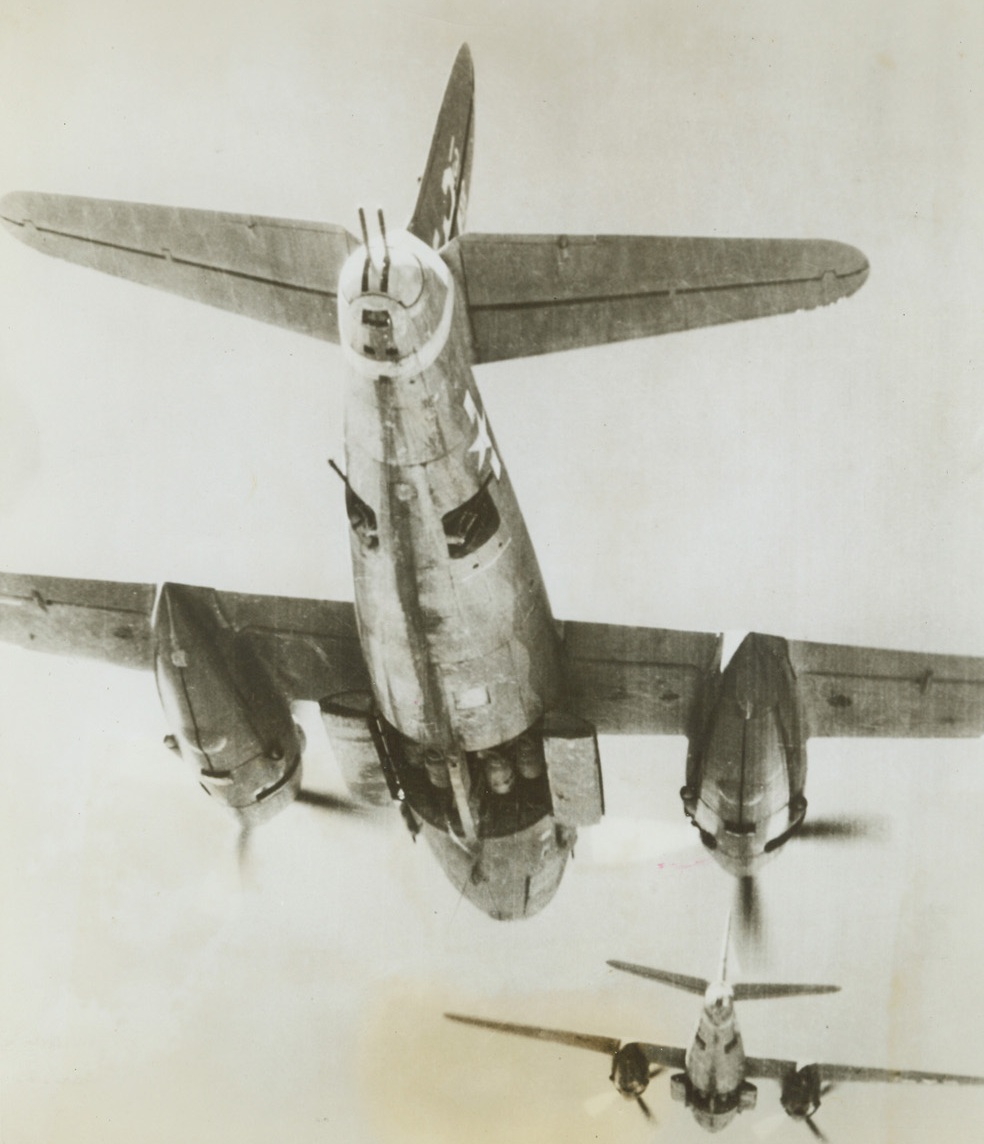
(446, 922), (984, 1136)
(0, 45), (962, 921)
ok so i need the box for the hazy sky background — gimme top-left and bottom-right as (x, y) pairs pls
(1, 2), (983, 1142)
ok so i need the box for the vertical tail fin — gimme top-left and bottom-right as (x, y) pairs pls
(408, 44), (474, 249)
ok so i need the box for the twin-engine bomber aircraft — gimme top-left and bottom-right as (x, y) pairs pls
(0, 45), (979, 919)
(446, 926), (984, 1136)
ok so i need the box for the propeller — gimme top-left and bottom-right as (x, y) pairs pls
(803, 1114), (828, 1141)
(236, 788), (374, 883)
(795, 816), (888, 844)
(584, 1089), (620, 1117)
(734, 875), (766, 965)
(636, 1094), (654, 1121)
(585, 1081), (661, 1123)
(294, 789), (373, 815)
(757, 1080), (836, 1141)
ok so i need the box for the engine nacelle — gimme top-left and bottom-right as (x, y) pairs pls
(781, 1064), (823, 1121)
(153, 583), (303, 827)
(611, 1043), (652, 1099)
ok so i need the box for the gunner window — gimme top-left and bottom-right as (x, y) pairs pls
(442, 480), (500, 559)
(362, 308), (392, 328)
(345, 485), (379, 550)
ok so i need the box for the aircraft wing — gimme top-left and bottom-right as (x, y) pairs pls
(559, 620), (721, 736)
(1, 192), (357, 342)
(444, 1013), (621, 1056)
(637, 1043), (690, 1070)
(0, 571), (157, 670)
(785, 638), (984, 738)
(443, 233), (869, 363)
(0, 572), (369, 699)
(813, 1063), (984, 1087)
(743, 1057), (984, 1086)
(744, 1055), (800, 1081)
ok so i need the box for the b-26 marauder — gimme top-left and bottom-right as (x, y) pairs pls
(0, 46), (976, 920)
(446, 922), (984, 1135)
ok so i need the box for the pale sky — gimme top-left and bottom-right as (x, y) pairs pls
(1, 3), (983, 1143)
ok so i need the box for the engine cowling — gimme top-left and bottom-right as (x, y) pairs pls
(781, 1064), (823, 1120)
(611, 1043), (652, 1099)
(153, 583), (303, 827)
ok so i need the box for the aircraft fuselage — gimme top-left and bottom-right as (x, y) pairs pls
(327, 224), (577, 916)
(671, 982), (757, 1132)
(338, 227), (563, 753)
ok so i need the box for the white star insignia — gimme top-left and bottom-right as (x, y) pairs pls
(468, 410), (493, 470)
(464, 391), (501, 477)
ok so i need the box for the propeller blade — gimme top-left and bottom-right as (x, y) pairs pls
(636, 1095), (654, 1121)
(804, 1114), (828, 1142)
(752, 1110), (789, 1139)
(584, 1089), (619, 1117)
(796, 816), (887, 843)
(236, 820), (255, 887)
(295, 789), (372, 815)
(734, 875), (766, 964)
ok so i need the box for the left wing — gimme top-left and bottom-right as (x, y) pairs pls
(0, 571), (370, 700)
(444, 1013), (621, 1056)
(444, 1013), (689, 1070)
(1, 192), (357, 342)
(0, 571), (157, 670)
(786, 637), (984, 738)
(444, 233), (869, 363)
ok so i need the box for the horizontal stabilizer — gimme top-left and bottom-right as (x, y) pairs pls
(731, 982), (840, 1001)
(607, 960), (709, 996)
(1, 192), (357, 341)
(444, 233), (869, 362)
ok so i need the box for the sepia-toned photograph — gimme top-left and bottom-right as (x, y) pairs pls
(1, 3), (983, 1142)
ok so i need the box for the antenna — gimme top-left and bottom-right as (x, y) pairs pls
(377, 207), (391, 293)
(358, 208), (371, 292)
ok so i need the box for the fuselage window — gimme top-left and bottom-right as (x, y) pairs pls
(345, 485), (379, 549)
(442, 480), (500, 559)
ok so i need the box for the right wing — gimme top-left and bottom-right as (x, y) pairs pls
(743, 1056), (984, 1086)
(0, 572), (370, 701)
(815, 1062), (984, 1087)
(1, 192), (357, 342)
(559, 620), (721, 736)
(444, 233), (869, 363)
(786, 637), (984, 738)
